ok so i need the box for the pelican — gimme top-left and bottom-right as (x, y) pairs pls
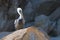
(14, 8), (25, 30)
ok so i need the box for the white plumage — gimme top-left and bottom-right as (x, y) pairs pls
(17, 8), (23, 19)
(14, 8), (25, 30)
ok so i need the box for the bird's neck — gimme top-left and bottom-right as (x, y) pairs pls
(18, 13), (23, 19)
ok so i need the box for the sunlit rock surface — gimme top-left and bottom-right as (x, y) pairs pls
(1, 27), (49, 40)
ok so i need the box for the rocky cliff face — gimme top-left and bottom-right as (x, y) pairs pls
(0, 0), (60, 37)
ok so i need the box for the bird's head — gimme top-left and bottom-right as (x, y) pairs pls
(17, 8), (22, 15)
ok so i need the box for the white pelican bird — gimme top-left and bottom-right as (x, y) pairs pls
(14, 8), (25, 30)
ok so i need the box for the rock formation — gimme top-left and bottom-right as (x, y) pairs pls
(0, 0), (60, 38)
(1, 26), (49, 40)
